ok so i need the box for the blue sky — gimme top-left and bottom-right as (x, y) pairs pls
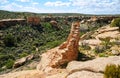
(0, 0), (120, 14)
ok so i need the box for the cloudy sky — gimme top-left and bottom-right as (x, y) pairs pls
(0, 0), (120, 14)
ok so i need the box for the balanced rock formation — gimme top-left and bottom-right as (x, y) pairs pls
(37, 22), (80, 72)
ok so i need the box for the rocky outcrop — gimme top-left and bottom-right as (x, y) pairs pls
(79, 25), (120, 50)
(79, 39), (102, 49)
(0, 69), (68, 78)
(37, 22), (80, 72)
(13, 55), (34, 68)
(27, 17), (41, 26)
(67, 71), (103, 78)
(1, 56), (120, 78)
(111, 46), (120, 55)
(0, 70), (45, 78)
(66, 56), (120, 78)
(0, 19), (26, 28)
(50, 20), (60, 29)
(95, 26), (120, 39)
(84, 16), (118, 24)
(50, 20), (57, 26)
(91, 25), (120, 39)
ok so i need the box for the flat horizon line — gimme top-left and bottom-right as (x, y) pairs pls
(0, 10), (120, 16)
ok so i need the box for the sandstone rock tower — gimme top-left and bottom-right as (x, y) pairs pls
(37, 22), (80, 72)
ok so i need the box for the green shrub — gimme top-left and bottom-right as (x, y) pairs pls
(111, 18), (120, 31)
(81, 43), (91, 50)
(104, 64), (120, 78)
(0, 54), (15, 68)
(47, 40), (63, 48)
(98, 53), (107, 57)
(94, 45), (105, 53)
(100, 37), (111, 49)
(19, 52), (28, 58)
(3, 34), (16, 47)
(5, 59), (14, 69)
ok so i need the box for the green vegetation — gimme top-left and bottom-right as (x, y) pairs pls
(5, 59), (14, 69)
(81, 43), (91, 50)
(0, 54), (15, 71)
(111, 18), (120, 31)
(104, 64), (120, 78)
(94, 37), (111, 54)
(19, 52), (28, 58)
(98, 53), (107, 57)
(3, 34), (17, 47)
(94, 45), (105, 54)
(0, 21), (70, 71)
(0, 10), (40, 19)
(93, 37), (117, 57)
(0, 10), (87, 20)
(101, 37), (111, 49)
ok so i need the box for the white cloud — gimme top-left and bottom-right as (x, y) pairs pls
(69, 0), (120, 14)
(70, 0), (90, 6)
(17, 0), (30, 2)
(32, 2), (39, 5)
(44, 1), (71, 7)
(0, 0), (120, 14)
(69, 0), (120, 8)
(0, 0), (8, 4)
(0, 3), (23, 11)
(0, 2), (46, 13)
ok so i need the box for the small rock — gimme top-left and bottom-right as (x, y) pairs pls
(111, 50), (119, 55)
(111, 46), (120, 55)
(26, 54), (34, 61)
(13, 57), (26, 68)
(114, 40), (120, 45)
(13, 54), (34, 68)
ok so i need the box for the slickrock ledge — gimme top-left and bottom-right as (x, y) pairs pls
(66, 56), (120, 78)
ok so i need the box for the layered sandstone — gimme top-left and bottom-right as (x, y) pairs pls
(0, 19), (26, 28)
(37, 22), (80, 72)
(66, 56), (120, 78)
(1, 56), (120, 78)
(27, 17), (41, 25)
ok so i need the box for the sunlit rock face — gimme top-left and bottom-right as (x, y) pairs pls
(37, 22), (80, 72)
(27, 17), (41, 25)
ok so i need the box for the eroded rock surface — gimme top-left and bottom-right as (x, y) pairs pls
(1, 56), (120, 78)
(67, 71), (103, 78)
(79, 25), (120, 50)
(37, 22), (80, 72)
(0, 70), (45, 78)
(66, 56), (120, 78)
